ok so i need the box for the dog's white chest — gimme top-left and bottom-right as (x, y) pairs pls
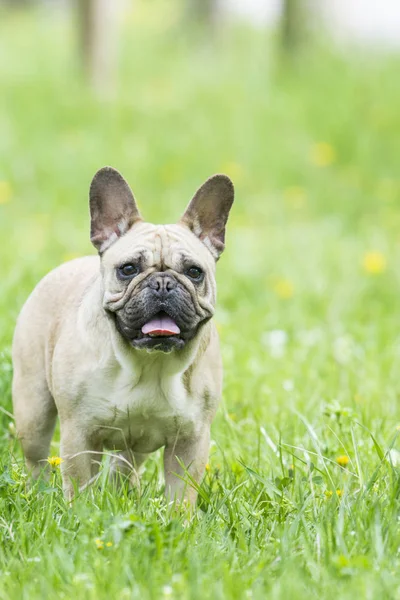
(88, 367), (200, 453)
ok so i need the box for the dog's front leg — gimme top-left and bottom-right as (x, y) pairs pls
(164, 428), (210, 507)
(60, 421), (99, 500)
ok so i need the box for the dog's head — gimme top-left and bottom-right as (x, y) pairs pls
(89, 167), (234, 352)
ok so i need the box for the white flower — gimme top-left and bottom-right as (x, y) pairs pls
(262, 330), (288, 358)
(162, 586), (173, 597)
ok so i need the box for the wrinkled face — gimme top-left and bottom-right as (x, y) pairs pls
(89, 166), (234, 353)
(101, 222), (217, 352)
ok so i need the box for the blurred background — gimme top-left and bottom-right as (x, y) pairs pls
(1, 0), (400, 435)
(1, 6), (400, 596)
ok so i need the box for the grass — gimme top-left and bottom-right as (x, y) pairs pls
(0, 2), (400, 598)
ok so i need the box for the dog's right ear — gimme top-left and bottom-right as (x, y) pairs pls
(89, 167), (142, 253)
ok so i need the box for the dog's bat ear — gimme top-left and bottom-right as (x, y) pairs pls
(89, 167), (142, 253)
(180, 174), (234, 259)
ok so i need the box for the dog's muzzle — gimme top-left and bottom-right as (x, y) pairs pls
(113, 272), (211, 352)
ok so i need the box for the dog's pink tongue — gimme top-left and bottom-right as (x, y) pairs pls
(142, 315), (180, 336)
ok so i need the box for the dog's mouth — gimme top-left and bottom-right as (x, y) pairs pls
(114, 305), (209, 353)
(141, 311), (181, 337)
(128, 310), (186, 352)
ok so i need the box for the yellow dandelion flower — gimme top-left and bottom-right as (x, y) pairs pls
(336, 455), (349, 467)
(106, 542), (113, 547)
(336, 489), (343, 497)
(205, 463), (211, 472)
(0, 181), (12, 205)
(324, 490), (333, 499)
(272, 279), (294, 299)
(95, 538), (104, 550)
(311, 142), (336, 167)
(47, 456), (63, 467)
(284, 186), (307, 208)
(362, 251), (387, 275)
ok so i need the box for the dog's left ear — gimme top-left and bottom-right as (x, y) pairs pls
(89, 166), (142, 253)
(180, 174), (234, 259)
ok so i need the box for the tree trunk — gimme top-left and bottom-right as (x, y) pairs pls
(281, 0), (304, 55)
(76, 0), (118, 97)
(188, 0), (218, 28)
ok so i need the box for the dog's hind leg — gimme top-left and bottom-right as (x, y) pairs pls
(12, 369), (57, 479)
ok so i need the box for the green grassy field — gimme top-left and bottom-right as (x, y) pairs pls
(0, 4), (400, 599)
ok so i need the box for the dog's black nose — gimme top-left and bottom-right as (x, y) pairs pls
(149, 273), (177, 295)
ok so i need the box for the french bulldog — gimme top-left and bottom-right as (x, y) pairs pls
(12, 167), (234, 503)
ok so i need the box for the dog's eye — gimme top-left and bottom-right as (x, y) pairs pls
(185, 266), (203, 281)
(117, 264), (140, 280)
